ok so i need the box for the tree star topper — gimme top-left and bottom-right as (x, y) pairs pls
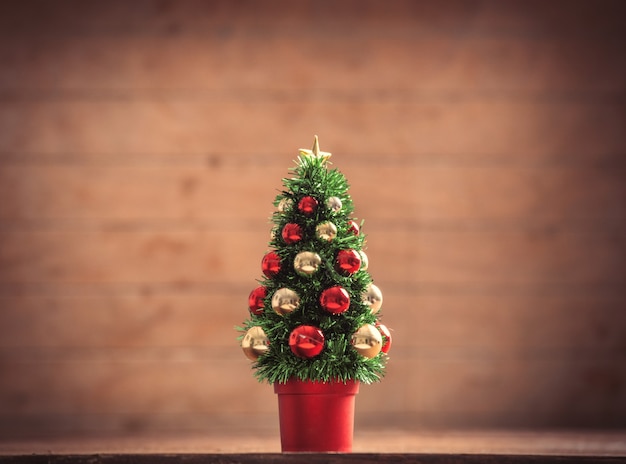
(299, 135), (332, 163)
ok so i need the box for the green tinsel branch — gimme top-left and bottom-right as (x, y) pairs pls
(239, 150), (388, 384)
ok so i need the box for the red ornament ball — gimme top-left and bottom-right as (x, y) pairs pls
(289, 325), (325, 358)
(320, 286), (350, 314)
(248, 286), (267, 316)
(298, 196), (318, 215)
(347, 220), (360, 235)
(281, 223), (303, 244)
(336, 249), (361, 275)
(377, 323), (392, 354)
(261, 251), (281, 278)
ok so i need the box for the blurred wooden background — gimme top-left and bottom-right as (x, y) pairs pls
(0, 0), (624, 438)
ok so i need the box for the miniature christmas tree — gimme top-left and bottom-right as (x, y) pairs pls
(240, 136), (392, 385)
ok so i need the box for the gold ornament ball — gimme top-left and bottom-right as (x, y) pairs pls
(294, 251), (322, 276)
(316, 221), (337, 241)
(326, 196), (342, 212)
(271, 288), (300, 316)
(362, 283), (383, 314)
(351, 324), (382, 359)
(241, 326), (270, 361)
(277, 198), (293, 212)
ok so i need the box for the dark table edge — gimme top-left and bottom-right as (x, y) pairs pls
(0, 453), (624, 463)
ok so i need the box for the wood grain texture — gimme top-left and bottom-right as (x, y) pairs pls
(0, 164), (623, 226)
(0, 100), (623, 160)
(0, 430), (624, 455)
(0, 228), (622, 285)
(0, 0), (623, 39)
(1, 37), (624, 95)
(0, 0), (624, 437)
(1, 292), (622, 354)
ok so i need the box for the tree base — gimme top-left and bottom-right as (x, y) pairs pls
(274, 378), (360, 452)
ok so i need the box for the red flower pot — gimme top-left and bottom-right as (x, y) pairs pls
(274, 378), (360, 452)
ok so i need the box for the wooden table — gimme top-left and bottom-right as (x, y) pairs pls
(1, 430), (624, 462)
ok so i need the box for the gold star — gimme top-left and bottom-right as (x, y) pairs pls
(299, 135), (332, 163)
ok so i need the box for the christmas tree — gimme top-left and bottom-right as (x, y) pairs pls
(240, 136), (391, 385)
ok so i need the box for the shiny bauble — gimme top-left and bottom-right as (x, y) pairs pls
(293, 251), (322, 276)
(326, 196), (342, 212)
(336, 249), (361, 275)
(271, 288), (300, 316)
(277, 197), (293, 212)
(358, 250), (369, 271)
(347, 220), (360, 235)
(289, 325), (325, 358)
(362, 283), (383, 314)
(377, 323), (392, 354)
(281, 223), (303, 244)
(319, 286), (350, 314)
(298, 196), (318, 215)
(351, 324), (382, 359)
(315, 221), (337, 241)
(248, 286), (267, 316)
(242, 326), (270, 361)
(261, 251), (281, 278)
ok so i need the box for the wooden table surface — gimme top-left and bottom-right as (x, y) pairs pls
(1, 430), (624, 462)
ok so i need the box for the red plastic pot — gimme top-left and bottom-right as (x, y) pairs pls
(274, 378), (360, 452)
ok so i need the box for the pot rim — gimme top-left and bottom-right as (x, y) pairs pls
(274, 378), (360, 395)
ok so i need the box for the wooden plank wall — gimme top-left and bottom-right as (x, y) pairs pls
(0, 0), (624, 437)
